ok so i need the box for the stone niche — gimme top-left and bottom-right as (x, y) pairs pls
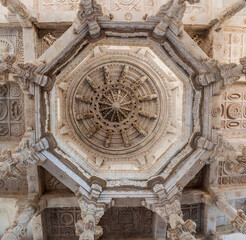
(50, 38), (193, 179)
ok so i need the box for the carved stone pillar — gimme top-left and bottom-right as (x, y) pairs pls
(154, 199), (197, 240)
(2, 203), (37, 240)
(213, 194), (246, 234)
(75, 199), (105, 240)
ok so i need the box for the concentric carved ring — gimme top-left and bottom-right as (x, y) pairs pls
(69, 62), (162, 154)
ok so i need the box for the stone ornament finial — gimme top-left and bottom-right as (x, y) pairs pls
(0, 53), (51, 95)
(76, 199), (105, 240)
(153, 0), (200, 38)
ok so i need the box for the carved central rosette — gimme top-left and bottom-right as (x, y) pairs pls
(68, 61), (164, 155)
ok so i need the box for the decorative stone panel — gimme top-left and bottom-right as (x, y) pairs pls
(45, 207), (81, 239)
(39, 0), (80, 12)
(0, 176), (28, 193)
(99, 207), (153, 238)
(212, 83), (246, 138)
(0, 82), (24, 141)
(52, 40), (187, 179)
(182, 203), (202, 233)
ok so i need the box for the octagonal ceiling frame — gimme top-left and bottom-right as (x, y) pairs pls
(33, 4), (217, 205)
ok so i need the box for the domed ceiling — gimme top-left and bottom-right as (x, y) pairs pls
(51, 43), (187, 178)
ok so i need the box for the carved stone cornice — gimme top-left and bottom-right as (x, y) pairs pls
(151, 0), (200, 38)
(196, 57), (246, 92)
(73, 0), (103, 38)
(0, 53), (52, 95)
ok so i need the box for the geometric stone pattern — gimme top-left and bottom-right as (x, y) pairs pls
(0, 82), (24, 141)
(0, 175), (28, 193)
(99, 207), (153, 238)
(220, 89), (246, 131)
(45, 207), (81, 239)
(182, 204), (202, 233)
(223, 28), (246, 64)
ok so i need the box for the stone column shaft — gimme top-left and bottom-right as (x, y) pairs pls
(2, 204), (36, 240)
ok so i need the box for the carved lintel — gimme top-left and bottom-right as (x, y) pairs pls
(0, 0), (34, 27)
(76, 199), (105, 240)
(152, 0), (200, 38)
(196, 57), (246, 91)
(2, 202), (37, 240)
(73, 0), (103, 38)
(0, 53), (51, 95)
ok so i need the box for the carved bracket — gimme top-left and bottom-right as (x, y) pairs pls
(0, 53), (52, 95)
(196, 57), (246, 93)
(73, 0), (103, 38)
(152, 0), (200, 38)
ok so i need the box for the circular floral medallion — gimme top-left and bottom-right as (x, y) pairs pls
(68, 62), (164, 155)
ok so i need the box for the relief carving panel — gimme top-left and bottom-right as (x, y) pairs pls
(0, 82), (24, 141)
(212, 83), (246, 137)
(39, 0), (80, 12)
(99, 207), (153, 238)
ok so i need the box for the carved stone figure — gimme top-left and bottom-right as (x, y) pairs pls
(76, 199), (105, 240)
